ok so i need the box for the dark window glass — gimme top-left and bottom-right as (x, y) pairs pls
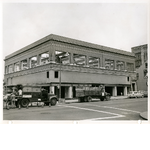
(145, 63), (148, 68)
(55, 71), (58, 78)
(127, 77), (129, 81)
(47, 71), (49, 78)
(136, 73), (139, 80)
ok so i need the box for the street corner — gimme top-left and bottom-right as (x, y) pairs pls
(140, 111), (148, 120)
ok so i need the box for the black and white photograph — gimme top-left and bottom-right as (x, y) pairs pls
(1, 1), (149, 122)
(1, 1), (149, 150)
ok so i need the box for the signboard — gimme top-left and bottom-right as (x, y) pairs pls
(22, 95), (32, 98)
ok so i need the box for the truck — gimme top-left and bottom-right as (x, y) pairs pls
(76, 85), (111, 102)
(14, 86), (58, 107)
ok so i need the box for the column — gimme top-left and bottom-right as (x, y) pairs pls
(124, 86), (127, 96)
(124, 62), (127, 71)
(70, 53), (74, 64)
(7, 66), (9, 74)
(141, 48), (144, 65)
(113, 86), (117, 96)
(85, 55), (89, 66)
(27, 58), (30, 68)
(5, 66), (7, 74)
(49, 51), (55, 62)
(133, 62), (135, 71)
(97, 58), (100, 68)
(130, 84), (133, 91)
(102, 57), (105, 68)
(19, 61), (21, 71)
(50, 86), (55, 94)
(114, 60), (117, 70)
(68, 86), (73, 98)
(12, 63), (14, 72)
(37, 54), (40, 65)
(99, 56), (103, 68)
(134, 82), (137, 91)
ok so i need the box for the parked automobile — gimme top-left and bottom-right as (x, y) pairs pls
(139, 91), (148, 97)
(127, 91), (144, 98)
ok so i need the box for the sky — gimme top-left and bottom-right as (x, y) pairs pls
(2, 2), (148, 59)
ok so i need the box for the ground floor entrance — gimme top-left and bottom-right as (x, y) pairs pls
(48, 83), (131, 99)
(6, 83), (131, 100)
(105, 87), (113, 96)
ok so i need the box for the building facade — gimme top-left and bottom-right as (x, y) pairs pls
(4, 34), (137, 98)
(132, 44), (148, 91)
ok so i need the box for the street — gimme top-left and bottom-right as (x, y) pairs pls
(3, 97), (148, 121)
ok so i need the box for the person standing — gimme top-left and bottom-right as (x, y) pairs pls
(18, 88), (23, 109)
(18, 88), (23, 96)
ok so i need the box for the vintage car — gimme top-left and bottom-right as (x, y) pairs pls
(127, 91), (144, 98)
(139, 91), (148, 97)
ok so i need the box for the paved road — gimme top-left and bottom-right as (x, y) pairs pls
(3, 98), (148, 121)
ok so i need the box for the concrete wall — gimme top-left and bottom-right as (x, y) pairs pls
(136, 63), (147, 91)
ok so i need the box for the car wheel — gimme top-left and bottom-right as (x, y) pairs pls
(84, 97), (88, 102)
(106, 95), (110, 101)
(15, 101), (19, 107)
(51, 98), (57, 106)
(20, 99), (29, 107)
(101, 98), (104, 101)
(87, 96), (92, 102)
(6, 101), (11, 110)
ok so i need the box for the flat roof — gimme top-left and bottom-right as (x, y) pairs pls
(5, 34), (135, 60)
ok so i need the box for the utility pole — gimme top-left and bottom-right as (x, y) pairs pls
(59, 59), (61, 102)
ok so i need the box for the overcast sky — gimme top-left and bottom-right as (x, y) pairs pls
(2, 2), (148, 59)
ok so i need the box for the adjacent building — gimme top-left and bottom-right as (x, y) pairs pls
(132, 44), (148, 91)
(4, 34), (137, 98)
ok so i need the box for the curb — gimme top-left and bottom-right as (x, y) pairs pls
(64, 96), (128, 104)
(140, 111), (148, 120)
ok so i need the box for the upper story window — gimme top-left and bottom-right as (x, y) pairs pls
(116, 61), (125, 70)
(136, 73), (139, 80)
(89, 57), (99, 68)
(73, 54), (86, 66)
(126, 63), (134, 71)
(55, 51), (70, 65)
(47, 71), (49, 78)
(8, 64), (13, 73)
(105, 59), (114, 70)
(144, 52), (147, 62)
(54, 71), (58, 78)
(30, 56), (37, 68)
(41, 53), (49, 65)
(145, 62), (148, 68)
(135, 52), (141, 60)
(14, 62), (20, 72)
(21, 59), (28, 70)
(143, 69), (147, 78)
(5, 66), (8, 74)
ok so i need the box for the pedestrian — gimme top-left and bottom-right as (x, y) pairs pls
(41, 87), (49, 107)
(11, 89), (17, 108)
(18, 88), (23, 109)
(18, 88), (23, 96)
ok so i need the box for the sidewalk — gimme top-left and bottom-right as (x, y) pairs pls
(111, 96), (128, 100)
(64, 96), (128, 104)
(140, 111), (148, 120)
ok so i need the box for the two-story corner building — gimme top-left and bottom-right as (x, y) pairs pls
(132, 44), (148, 91)
(4, 34), (137, 99)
